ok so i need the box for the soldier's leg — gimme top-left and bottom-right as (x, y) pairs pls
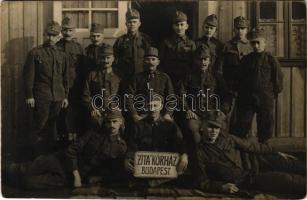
(256, 107), (274, 143)
(24, 154), (68, 189)
(258, 154), (306, 175)
(186, 118), (202, 145)
(249, 172), (306, 195)
(231, 102), (255, 138)
(32, 99), (52, 139)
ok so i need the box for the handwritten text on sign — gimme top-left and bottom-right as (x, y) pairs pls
(134, 151), (180, 178)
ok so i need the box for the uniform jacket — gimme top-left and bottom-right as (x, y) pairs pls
(56, 38), (84, 89)
(65, 129), (127, 178)
(235, 51), (283, 107)
(82, 69), (121, 112)
(222, 37), (253, 91)
(23, 42), (69, 101)
(195, 36), (224, 74)
(159, 35), (196, 83)
(179, 69), (231, 116)
(126, 116), (185, 158)
(126, 70), (175, 116)
(113, 31), (153, 79)
(194, 133), (276, 192)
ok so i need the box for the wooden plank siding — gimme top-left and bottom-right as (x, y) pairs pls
(1, 1), (306, 153)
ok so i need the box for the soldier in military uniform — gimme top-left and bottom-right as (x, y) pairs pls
(193, 111), (305, 195)
(179, 46), (230, 147)
(82, 45), (121, 129)
(56, 17), (84, 142)
(232, 28), (283, 143)
(195, 14), (224, 74)
(113, 9), (153, 81)
(222, 16), (253, 134)
(85, 23), (108, 71)
(124, 95), (188, 186)
(3, 110), (127, 189)
(159, 11), (196, 92)
(23, 21), (69, 155)
(126, 47), (175, 123)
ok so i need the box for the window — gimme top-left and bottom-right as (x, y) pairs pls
(252, 1), (306, 59)
(53, 1), (129, 46)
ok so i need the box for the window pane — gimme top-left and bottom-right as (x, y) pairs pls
(260, 2), (276, 19)
(292, 2), (306, 20)
(291, 25), (306, 57)
(63, 11), (89, 28)
(63, 1), (89, 8)
(92, 1), (118, 8)
(260, 25), (277, 56)
(92, 11), (118, 28)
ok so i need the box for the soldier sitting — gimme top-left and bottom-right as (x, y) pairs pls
(193, 111), (305, 196)
(232, 27), (283, 143)
(2, 110), (127, 189)
(179, 46), (230, 147)
(124, 94), (188, 187)
(126, 47), (175, 123)
(82, 45), (121, 129)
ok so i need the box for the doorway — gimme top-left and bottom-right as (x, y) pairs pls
(132, 1), (199, 45)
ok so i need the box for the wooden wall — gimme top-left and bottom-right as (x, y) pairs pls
(1, 1), (306, 153)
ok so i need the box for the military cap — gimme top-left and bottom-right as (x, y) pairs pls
(96, 45), (113, 57)
(104, 109), (123, 120)
(90, 23), (104, 33)
(126, 8), (140, 20)
(234, 16), (249, 28)
(207, 111), (225, 128)
(204, 14), (218, 27)
(194, 45), (211, 58)
(247, 27), (266, 41)
(45, 21), (61, 35)
(145, 47), (159, 58)
(173, 11), (188, 23)
(62, 17), (74, 29)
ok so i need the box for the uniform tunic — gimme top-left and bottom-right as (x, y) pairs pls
(85, 43), (109, 70)
(126, 70), (175, 116)
(159, 35), (196, 90)
(113, 31), (153, 79)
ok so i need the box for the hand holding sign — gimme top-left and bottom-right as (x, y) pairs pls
(124, 158), (134, 173)
(177, 153), (188, 175)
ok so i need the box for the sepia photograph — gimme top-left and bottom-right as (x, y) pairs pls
(1, 0), (306, 199)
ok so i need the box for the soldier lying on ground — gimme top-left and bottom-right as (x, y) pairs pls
(194, 111), (305, 196)
(2, 110), (127, 189)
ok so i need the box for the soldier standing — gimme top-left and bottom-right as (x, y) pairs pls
(113, 9), (153, 80)
(56, 17), (84, 142)
(195, 14), (224, 74)
(126, 47), (175, 123)
(85, 23), (108, 71)
(232, 28), (283, 143)
(159, 11), (196, 92)
(222, 16), (253, 134)
(23, 21), (69, 155)
(82, 45), (121, 129)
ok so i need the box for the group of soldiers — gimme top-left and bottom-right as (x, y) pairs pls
(3, 8), (305, 196)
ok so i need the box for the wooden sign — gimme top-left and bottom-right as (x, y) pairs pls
(134, 151), (180, 178)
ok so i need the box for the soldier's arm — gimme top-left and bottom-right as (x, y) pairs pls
(81, 73), (93, 112)
(270, 55), (283, 96)
(158, 41), (167, 71)
(23, 50), (36, 99)
(216, 74), (232, 114)
(63, 54), (69, 98)
(126, 77), (138, 117)
(230, 134), (276, 154)
(194, 148), (225, 193)
(164, 74), (175, 116)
